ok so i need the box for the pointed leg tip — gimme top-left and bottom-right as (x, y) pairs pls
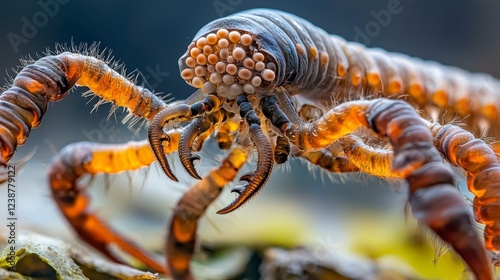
(168, 173), (179, 182)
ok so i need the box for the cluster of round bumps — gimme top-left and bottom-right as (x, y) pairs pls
(180, 29), (277, 99)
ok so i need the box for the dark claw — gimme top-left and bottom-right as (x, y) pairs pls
(178, 117), (212, 180)
(189, 154), (200, 162)
(217, 123), (273, 214)
(239, 172), (253, 182)
(231, 184), (246, 194)
(148, 104), (192, 182)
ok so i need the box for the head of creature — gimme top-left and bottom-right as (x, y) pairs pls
(178, 13), (287, 100)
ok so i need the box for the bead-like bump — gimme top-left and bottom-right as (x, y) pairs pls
(351, 69), (362, 86)
(253, 52), (264, 62)
(192, 76), (205, 88)
(251, 76), (262, 87)
(243, 83), (255, 94)
(215, 61), (226, 73)
(207, 65), (215, 73)
(219, 48), (229, 59)
(320, 52), (329, 66)
(388, 79), (402, 94)
(217, 83), (229, 96)
(232, 47), (246, 61)
(243, 58), (255, 69)
(194, 66), (207, 77)
(296, 44), (305, 55)
(367, 72), (380, 86)
(203, 45), (213, 55)
(217, 29), (228, 38)
(196, 54), (207, 65)
(223, 74), (234, 85)
(196, 37), (207, 49)
(337, 63), (346, 77)
(226, 64), (237, 75)
(229, 31), (241, 43)
(255, 61), (265, 71)
(432, 89), (448, 107)
(218, 38), (229, 48)
(238, 68), (252, 80)
(309, 46), (318, 58)
(227, 56), (235, 63)
(207, 54), (218, 64)
(408, 83), (423, 98)
(190, 47), (201, 58)
(202, 81), (216, 93)
(206, 33), (218, 45)
(483, 104), (498, 120)
(228, 83), (243, 98)
(262, 69), (276, 82)
(210, 72), (222, 84)
(181, 69), (195, 80)
(185, 57), (196, 68)
(241, 34), (252, 46)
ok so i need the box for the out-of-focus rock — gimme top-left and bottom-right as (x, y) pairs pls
(260, 247), (425, 280)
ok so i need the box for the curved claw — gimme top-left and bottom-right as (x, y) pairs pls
(148, 104), (192, 182)
(217, 123), (273, 214)
(178, 116), (213, 180)
(231, 184), (246, 194)
(0, 147), (36, 184)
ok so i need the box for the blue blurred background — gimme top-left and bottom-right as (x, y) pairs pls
(0, 1), (499, 278)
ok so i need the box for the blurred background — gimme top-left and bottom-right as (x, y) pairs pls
(1, 1), (499, 279)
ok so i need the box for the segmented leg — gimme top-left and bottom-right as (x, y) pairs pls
(337, 134), (395, 178)
(428, 123), (500, 257)
(0, 51), (166, 165)
(48, 130), (181, 274)
(292, 144), (359, 173)
(166, 147), (247, 280)
(276, 98), (493, 279)
(216, 95), (273, 214)
(148, 95), (221, 182)
(179, 110), (229, 179)
(149, 94), (274, 215)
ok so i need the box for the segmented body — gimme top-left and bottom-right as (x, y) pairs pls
(187, 9), (500, 140)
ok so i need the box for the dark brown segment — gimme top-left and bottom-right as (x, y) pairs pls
(48, 141), (168, 274)
(166, 148), (247, 280)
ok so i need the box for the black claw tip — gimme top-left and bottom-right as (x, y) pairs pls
(239, 173), (253, 182)
(189, 154), (200, 162)
(231, 184), (247, 195)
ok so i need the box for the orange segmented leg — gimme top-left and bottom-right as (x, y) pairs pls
(0, 51), (167, 165)
(166, 147), (247, 280)
(429, 123), (500, 259)
(337, 134), (395, 178)
(279, 99), (492, 279)
(292, 144), (359, 173)
(48, 130), (181, 275)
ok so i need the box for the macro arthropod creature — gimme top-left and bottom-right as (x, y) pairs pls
(2, 7), (500, 280)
